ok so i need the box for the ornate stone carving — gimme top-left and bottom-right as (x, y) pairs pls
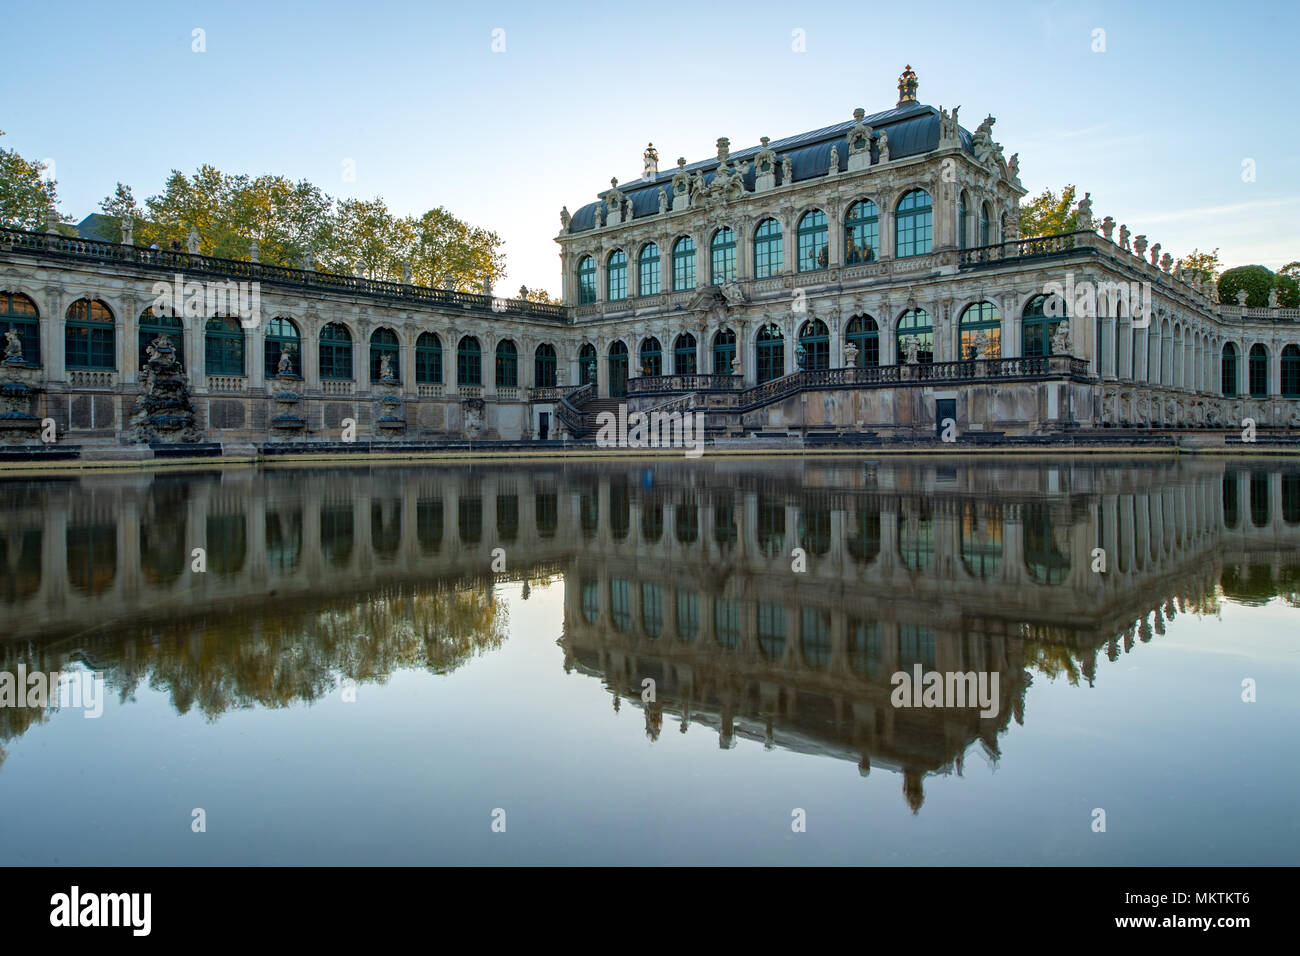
(657, 187), (668, 214)
(1133, 235), (1148, 259)
(3, 328), (22, 361)
(897, 64), (918, 105)
(560, 206), (570, 231)
(120, 210), (134, 246)
(1100, 216), (1115, 240)
(877, 130), (890, 163)
(1051, 321), (1071, 354)
(1149, 242), (1160, 267)
(1118, 224), (1131, 252)
(643, 142), (659, 179)
(1076, 192), (1093, 230)
(186, 227), (201, 254)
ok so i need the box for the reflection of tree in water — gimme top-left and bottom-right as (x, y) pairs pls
(2, 584), (506, 747)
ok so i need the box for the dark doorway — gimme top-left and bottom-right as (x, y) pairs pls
(935, 399), (956, 439)
(539, 413), (549, 441)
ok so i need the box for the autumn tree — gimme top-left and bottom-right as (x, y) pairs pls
(0, 130), (67, 231)
(1018, 184), (1078, 238)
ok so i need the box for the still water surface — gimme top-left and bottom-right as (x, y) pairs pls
(1, 457), (1296, 864)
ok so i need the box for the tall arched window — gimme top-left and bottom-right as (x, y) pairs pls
(845, 200), (879, 264)
(495, 340), (518, 387)
(608, 340), (629, 397)
(0, 291), (39, 366)
(710, 228), (736, 285)
(672, 237), (695, 291)
(845, 315), (879, 367)
(1249, 344), (1269, 397)
(319, 323), (352, 380)
(638, 243), (660, 296)
(138, 306), (183, 371)
(756, 325), (784, 383)
(263, 316), (298, 378)
(978, 202), (991, 246)
(796, 210), (828, 272)
(607, 250), (627, 301)
(956, 192), (968, 249)
(457, 336), (482, 386)
(534, 343), (557, 388)
(1283, 345), (1300, 398)
(65, 298), (115, 370)
(712, 328), (736, 375)
(959, 302), (1001, 360)
(576, 255), (596, 305)
(896, 309), (933, 364)
(416, 332), (443, 385)
(369, 327), (400, 382)
(1022, 294), (1066, 357)
(895, 189), (933, 257)
(204, 316), (245, 376)
(639, 337), (662, 377)
(578, 343), (597, 387)
(673, 333), (697, 375)
(753, 218), (783, 278)
(798, 319), (829, 370)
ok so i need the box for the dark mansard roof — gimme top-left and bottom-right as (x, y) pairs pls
(566, 100), (974, 234)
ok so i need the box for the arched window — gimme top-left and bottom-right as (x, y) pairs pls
(1249, 344), (1268, 397)
(138, 306), (183, 371)
(845, 315), (879, 367)
(606, 250), (627, 301)
(0, 291), (39, 366)
(576, 255), (596, 305)
(319, 323), (352, 380)
(798, 319), (829, 370)
(672, 236), (695, 291)
(457, 336), (482, 386)
(1024, 504), (1070, 584)
(956, 192), (968, 250)
(534, 343), (557, 388)
(1283, 345), (1300, 398)
(608, 340), (629, 397)
(578, 343), (597, 387)
(896, 309), (933, 364)
(712, 328), (736, 376)
(756, 324), (784, 383)
(895, 189), (933, 257)
(639, 337), (662, 377)
(263, 316), (298, 378)
(978, 202), (991, 246)
(1022, 294), (1066, 357)
(638, 243), (660, 296)
(753, 219), (783, 278)
(369, 327), (400, 383)
(204, 316), (245, 376)
(845, 200), (878, 264)
(0, 290), (39, 364)
(64, 298), (115, 370)
(797, 209), (828, 273)
(495, 340), (518, 387)
(416, 332), (443, 384)
(959, 302), (1001, 360)
(673, 333), (697, 375)
(710, 228), (736, 285)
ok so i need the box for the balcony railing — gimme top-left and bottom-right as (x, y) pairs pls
(0, 225), (567, 321)
(958, 231), (1089, 266)
(626, 373), (742, 394)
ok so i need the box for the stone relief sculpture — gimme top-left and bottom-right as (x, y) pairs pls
(902, 334), (920, 364)
(379, 353), (394, 381)
(278, 347), (295, 376)
(1051, 321), (1071, 354)
(3, 328), (22, 362)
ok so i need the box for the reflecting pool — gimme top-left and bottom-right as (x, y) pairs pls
(1, 457), (1297, 864)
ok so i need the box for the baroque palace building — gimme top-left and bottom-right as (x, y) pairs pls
(3, 66), (1300, 449)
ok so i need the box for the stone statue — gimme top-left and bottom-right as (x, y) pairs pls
(3, 327), (22, 362)
(1161, 253), (1173, 273)
(249, 238), (260, 262)
(781, 154), (792, 183)
(1118, 224), (1131, 252)
(560, 206), (571, 230)
(299, 246), (314, 271)
(1100, 216), (1115, 240)
(45, 206), (60, 235)
(902, 334), (920, 365)
(1133, 235), (1148, 259)
(120, 211), (134, 246)
(443, 272), (455, 291)
(379, 353), (394, 381)
(1149, 242), (1161, 267)
(519, 285), (529, 299)
(1051, 321), (1071, 354)
(1008, 153), (1021, 181)
(278, 347), (294, 375)
(731, 354), (741, 375)
(402, 262), (413, 284)
(828, 145), (839, 174)
(844, 341), (859, 367)
(658, 187), (668, 213)
(973, 330), (991, 360)
(186, 226), (201, 254)
(482, 277), (493, 296)
(643, 142), (659, 178)
(353, 258), (365, 277)
(623, 197), (634, 223)
(1076, 192), (1093, 230)
(1269, 287), (1280, 308)
(877, 130), (890, 163)
(716, 137), (730, 162)
(1235, 289), (1248, 306)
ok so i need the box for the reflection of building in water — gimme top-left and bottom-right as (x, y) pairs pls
(3, 459), (1300, 798)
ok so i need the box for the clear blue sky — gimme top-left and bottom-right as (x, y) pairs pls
(5, 0), (1297, 294)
